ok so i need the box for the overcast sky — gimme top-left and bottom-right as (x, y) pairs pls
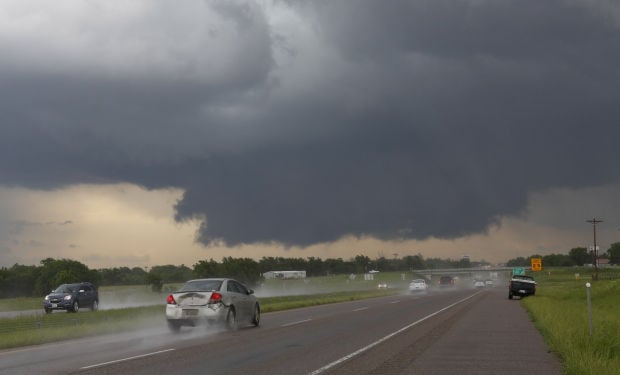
(2, 0), (620, 269)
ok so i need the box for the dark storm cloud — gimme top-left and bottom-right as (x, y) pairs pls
(1, 0), (620, 247)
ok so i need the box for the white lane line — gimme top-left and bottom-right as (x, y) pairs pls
(353, 307), (369, 312)
(281, 318), (312, 327)
(390, 300), (401, 304)
(308, 291), (482, 375)
(80, 348), (176, 370)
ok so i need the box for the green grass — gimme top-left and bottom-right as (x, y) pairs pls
(0, 297), (42, 311)
(0, 305), (164, 348)
(260, 289), (398, 312)
(521, 268), (620, 375)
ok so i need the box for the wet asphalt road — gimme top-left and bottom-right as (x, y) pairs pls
(321, 287), (562, 374)
(0, 287), (561, 375)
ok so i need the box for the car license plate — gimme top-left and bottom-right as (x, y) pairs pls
(51, 303), (57, 308)
(182, 309), (198, 317)
(519, 290), (526, 293)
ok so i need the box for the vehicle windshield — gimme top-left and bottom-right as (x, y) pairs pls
(178, 280), (223, 292)
(52, 284), (78, 293)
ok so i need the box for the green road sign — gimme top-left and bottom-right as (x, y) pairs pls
(512, 267), (525, 275)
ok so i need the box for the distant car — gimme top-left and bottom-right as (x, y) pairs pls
(44, 282), (99, 313)
(409, 279), (427, 293)
(485, 280), (494, 287)
(166, 278), (260, 332)
(473, 280), (485, 288)
(438, 276), (455, 288)
(377, 282), (388, 289)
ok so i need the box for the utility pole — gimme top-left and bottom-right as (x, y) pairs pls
(586, 218), (603, 281)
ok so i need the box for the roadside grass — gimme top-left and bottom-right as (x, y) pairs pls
(260, 289), (399, 313)
(0, 282), (398, 350)
(0, 306), (164, 348)
(0, 297), (42, 311)
(521, 268), (620, 375)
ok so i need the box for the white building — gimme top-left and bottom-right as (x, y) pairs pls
(263, 270), (307, 279)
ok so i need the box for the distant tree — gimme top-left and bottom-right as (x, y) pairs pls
(305, 257), (325, 276)
(569, 247), (590, 266)
(374, 257), (390, 271)
(258, 257), (282, 273)
(506, 257), (529, 267)
(221, 257), (262, 286)
(146, 273), (163, 293)
(425, 257), (455, 269)
(0, 264), (39, 298)
(403, 254), (425, 270)
(149, 264), (193, 283)
(607, 242), (620, 264)
(97, 266), (149, 286)
(324, 258), (354, 274)
(35, 258), (95, 296)
(542, 253), (575, 267)
(193, 259), (220, 278)
(353, 255), (371, 273)
(54, 269), (79, 285)
(456, 257), (471, 268)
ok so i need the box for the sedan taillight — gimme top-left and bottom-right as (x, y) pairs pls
(209, 292), (222, 303)
(167, 295), (176, 305)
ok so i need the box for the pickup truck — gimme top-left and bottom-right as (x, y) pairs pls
(508, 275), (536, 299)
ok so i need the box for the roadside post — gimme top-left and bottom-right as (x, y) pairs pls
(586, 282), (593, 336)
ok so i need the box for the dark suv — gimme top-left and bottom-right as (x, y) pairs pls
(44, 282), (99, 313)
(508, 275), (536, 299)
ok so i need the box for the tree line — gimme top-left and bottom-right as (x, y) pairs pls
(0, 253), (485, 298)
(7, 243), (616, 299)
(505, 242), (620, 267)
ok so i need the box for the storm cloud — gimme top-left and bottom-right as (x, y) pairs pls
(1, 0), (619, 247)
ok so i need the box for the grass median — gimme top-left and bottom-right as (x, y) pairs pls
(520, 268), (620, 375)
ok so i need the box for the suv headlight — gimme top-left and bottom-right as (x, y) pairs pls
(44, 295), (49, 301)
(64, 295), (72, 301)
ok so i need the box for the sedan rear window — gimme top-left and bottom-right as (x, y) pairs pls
(179, 280), (222, 292)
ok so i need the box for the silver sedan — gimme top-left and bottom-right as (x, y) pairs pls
(165, 278), (260, 332)
(408, 279), (428, 293)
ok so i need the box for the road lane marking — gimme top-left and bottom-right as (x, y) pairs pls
(308, 291), (482, 375)
(390, 300), (400, 304)
(281, 319), (312, 327)
(80, 348), (176, 370)
(353, 307), (369, 312)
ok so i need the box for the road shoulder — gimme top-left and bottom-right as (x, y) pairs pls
(405, 288), (562, 375)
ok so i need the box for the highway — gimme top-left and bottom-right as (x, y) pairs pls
(0, 287), (561, 375)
